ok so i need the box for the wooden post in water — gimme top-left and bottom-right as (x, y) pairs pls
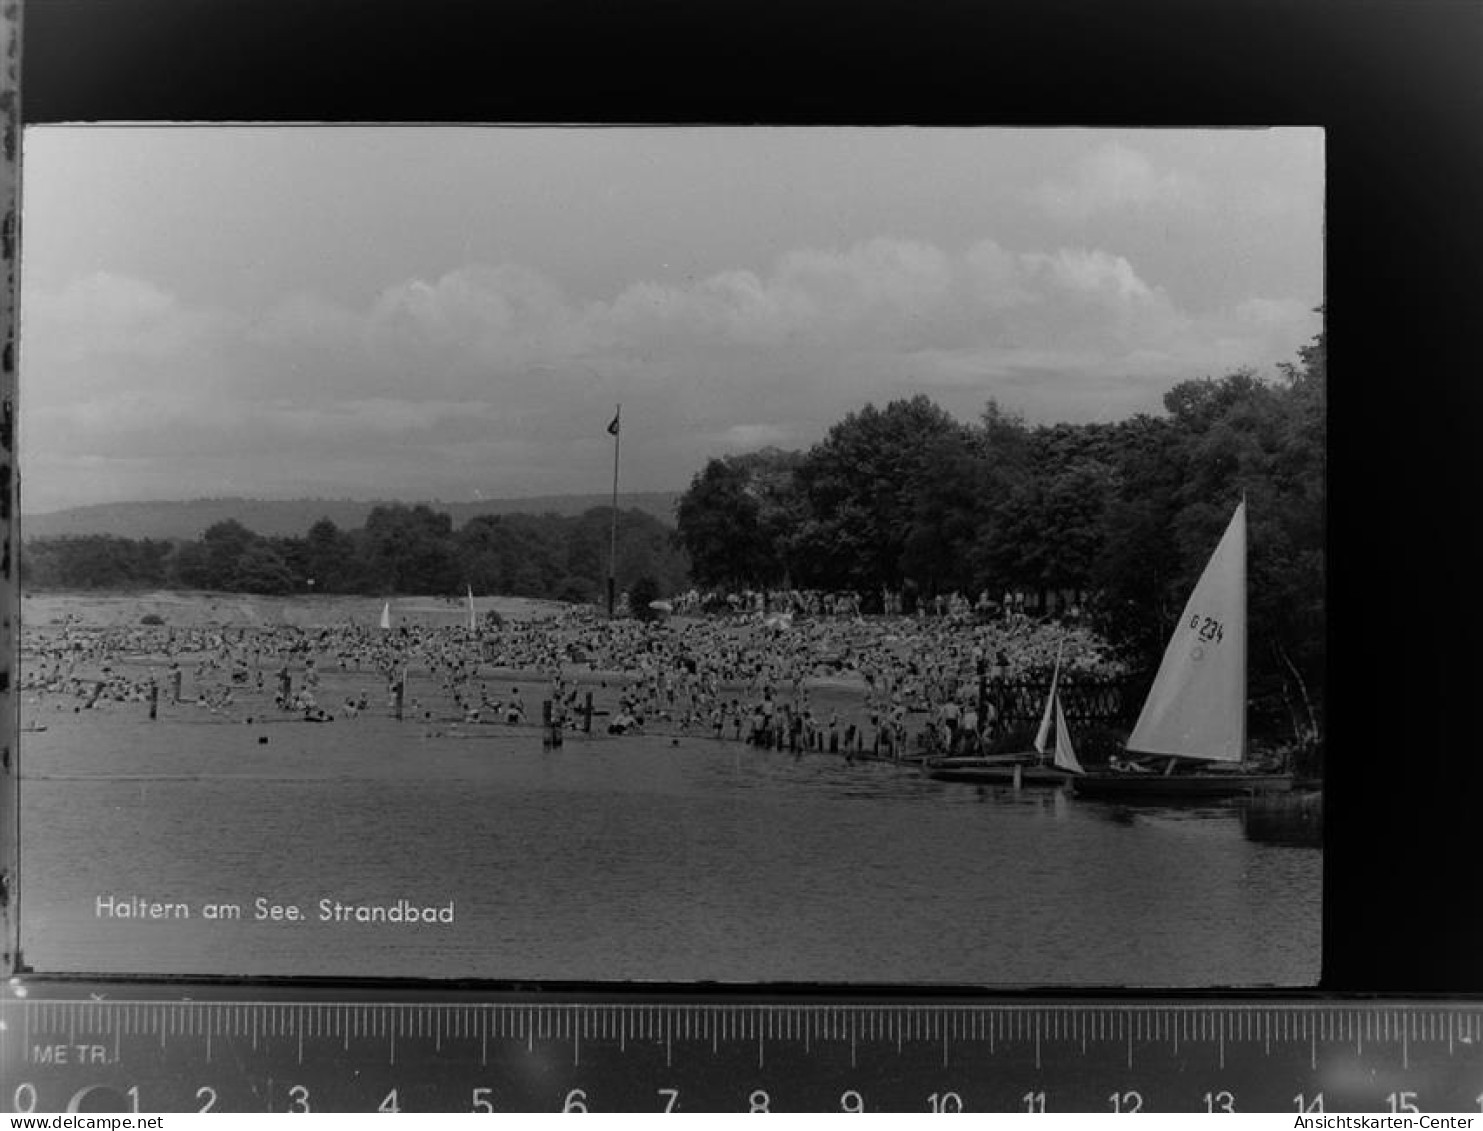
(976, 657), (987, 732)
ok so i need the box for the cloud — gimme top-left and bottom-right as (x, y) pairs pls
(1037, 143), (1206, 221)
(21, 240), (1321, 511)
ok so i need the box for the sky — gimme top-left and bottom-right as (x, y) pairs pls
(19, 127), (1324, 514)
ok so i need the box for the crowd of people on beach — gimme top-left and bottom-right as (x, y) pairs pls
(664, 585), (1083, 621)
(20, 589), (1121, 755)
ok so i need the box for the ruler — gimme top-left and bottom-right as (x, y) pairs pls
(4, 982), (1481, 1113)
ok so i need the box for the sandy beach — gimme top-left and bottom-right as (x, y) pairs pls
(22, 590), (571, 630)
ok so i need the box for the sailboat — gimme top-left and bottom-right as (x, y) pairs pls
(1071, 500), (1292, 799)
(925, 640), (1085, 786)
(466, 585), (478, 632)
(379, 601), (392, 631)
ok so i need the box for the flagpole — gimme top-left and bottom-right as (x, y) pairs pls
(607, 404), (621, 618)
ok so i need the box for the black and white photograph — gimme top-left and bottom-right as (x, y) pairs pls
(16, 125), (1325, 987)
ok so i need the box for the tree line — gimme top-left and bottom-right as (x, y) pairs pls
(675, 324), (1325, 738)
(21, 504), (691, 606)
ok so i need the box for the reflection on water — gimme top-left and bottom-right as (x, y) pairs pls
(1241, 791), (1324, 848)
(19, 715), (1320, 987)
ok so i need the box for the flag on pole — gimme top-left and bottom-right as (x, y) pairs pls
(607, 411), (620, 436)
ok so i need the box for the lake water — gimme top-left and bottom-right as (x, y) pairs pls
(18, 703), (1320, 987)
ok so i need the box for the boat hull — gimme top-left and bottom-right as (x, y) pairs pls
(923, 752), (1035, 771)
(1070, 772), (1293, 799)
(925, 761), (1077, 786)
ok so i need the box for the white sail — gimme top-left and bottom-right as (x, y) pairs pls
(467, 585), (477, 631)
(1126, 501), (1247, 763)
(379, 602), (391, 631)
(1052, 694), (1084, 774)
(1034, 638), (1065, 755)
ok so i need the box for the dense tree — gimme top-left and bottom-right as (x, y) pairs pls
(570, 507), (691, 597)
(27, 504), (684, 604)
(675, 450), (800, 588)
(792, 395), (970, 592)
(302, 517), (363, 593)
(361, 504), (462, 594)
(230, 542), (297, 594)
(20, 535), (170, 589)
(197, 520), (258, 590)
(897, 428), (988, 597)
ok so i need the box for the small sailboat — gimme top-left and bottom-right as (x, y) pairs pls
(466, 585), (478, 632)
(379, 601), (392, 631)
(925, 640), (1084, 786)
(1024, 648), (1087, 784)
(1072, 500), (1292, 800)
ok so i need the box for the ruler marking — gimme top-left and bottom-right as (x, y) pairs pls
(36, 998), (1479, 1105)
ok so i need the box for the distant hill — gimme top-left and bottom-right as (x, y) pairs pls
(23, 493), (682, 541)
